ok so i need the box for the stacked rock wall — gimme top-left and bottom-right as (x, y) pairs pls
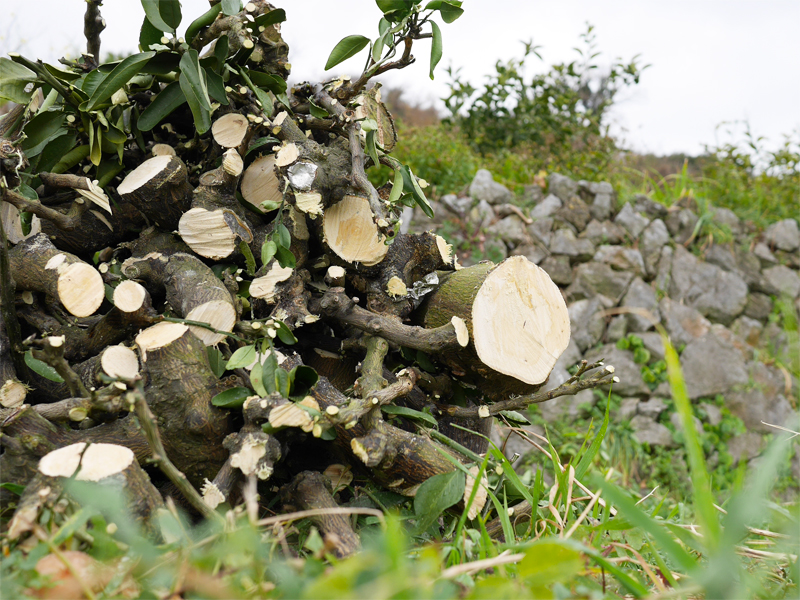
(409, 169), (799, 480)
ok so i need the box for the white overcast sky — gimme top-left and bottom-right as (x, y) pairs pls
(3, 0), (799, 156)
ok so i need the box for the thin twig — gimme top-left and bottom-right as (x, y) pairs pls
(83, 1), (105, 63)
(256, 507), (385, 528)
(440, 550), (525, 579)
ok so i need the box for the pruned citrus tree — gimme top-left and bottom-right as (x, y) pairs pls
(0, 0), (612, 556)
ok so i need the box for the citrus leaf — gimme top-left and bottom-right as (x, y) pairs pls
(253, 8), (286, 28)
(498, 410), (530, 425)
(250, 362), (268, 397)
(226, 344), (256, 370)
(274, 245), (296, 269)
(25, 350), (64, 383)
(179, 50), (211, 134)
(381, 405), (438, 428)
(325, 35), (370, 70)
(212, 387), (252, 408)
(139, 15), (164, 51)
(429, 20), (442, 79)
(141, 0), (181, 33)
(137, 81), (185, 131)
(413, 470), (465, 533)
(439, 1), (464, 23)
(206, 346), (227, 378)
(261, 239), (278, 265)
(221, 0), (240, 16)
(86, 51), (155, 111)
(289, 365), (318, 396)
(0, 57), (36, 104)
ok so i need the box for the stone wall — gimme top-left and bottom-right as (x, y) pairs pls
(408, 168), (799, 479)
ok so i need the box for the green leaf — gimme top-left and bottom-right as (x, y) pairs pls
(141, 0), (182, 33)
(212, 386), (251, 408)
(413, 470), (465, 533)
(324, 35), (370, 71)
(240, 240), (256, 276)
(275, 321), (297, 345)
(247, 71), (287, 95)
(137, 81), (186, 131)
(206, 346), (227, 378)
(377, 0), (413, 20)
(289, 365), (318, 396)
(36, 132), (78, 173)
(247, 136), (279, 157)
(381, 405), (438, 428)
(387, 167), (404, 204)
(0, 482), (25, 495)
(498, 410), (530, 425)
(250, 362), (269, 397)
(275, 245), (296, 269)
(519, 539), (583, 587)
(275, 367), (290, 398)
(262, 352), (278, 394)
(253, 8), (286, 28)
(438, 1), (464, 23)
(139, 15), (164, 51)
(0, 57), (36, 104)
(261, 240), (277, 266)
(400, 165), (433, 218)
(308, 101), (329, 119)
(21, 111), (65, 156)
(226, 344), (256, 370)
(429, 20), (442, 79)
(142, 52), (181, 75)
(213, 35), (230, 72)
(24, 350), (64, 383)
(275, 223), (291, 248)
(221, 0), (240, 16)
(89, 122), (102, 166)
(575, 393), (610, 480)
(86, 52), (155, 111)
(179, 50), (211, 134)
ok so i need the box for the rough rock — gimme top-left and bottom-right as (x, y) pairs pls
(764, 218), (800, 252)
(578, 180), (614, 197)
(510, 243), (547, 265)
(616, 398), (640, 422)
(725, 362), (795, 432)
(580, 219), (625, 246)
(540, 388), (596, 423)
(640, 219), (670, 277)
(655, 246), (673, 293)
(621, 277), (660, 331)
(469, 169), (512, 205)
(730, 315), (763, 346)
(590, 192), (614, 221)
(699, 402), (723, 427)
(528, 217), (553, 247)
(606, 315), (627, 342)
(639, 332), (665, 360)
(614, 203), (650, 239)
(659, 297), (711, 346)
(567, 262), (634, 304)
(491, 422), (545, 461)
(548, 172), (579, 203)
(728, 432), (765, 466)
(665, 208), (698, 244)
(469, 199), (495, 230)
(638, 397), (667, 419)
(531, 195), (562, 220)
(669, 245), (748, 325)
(522, 184), (545, 205)
(711, 207), (742, 236)
(680, 332), (749, 399)
(593, 245), (645, 275)
(630, 415), (675, 447)
(762, 264), (800, 299)
(704, 244), (739, 274)
(670, 412), (704, 436)
(569, 298), (607, 351)
(556, 196), (592, 232)
(483, 239), (508, 263)
(632, 195), (668, 219)
(550, 228), (595, 262)
(540, 255), (573, 286)
(441, 194), (473, 217)
(584, 345), (650, 396)
(753, 242), (778, 267)
(744, 293), (773, 322)
(486, 215), (530, 249)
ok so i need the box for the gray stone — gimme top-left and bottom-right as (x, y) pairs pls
(470, 169), (512, 205)
(486, 215), (530, 249)
(711, 207), (743, 236)
(554, 338), (583, 375)
(726, 361), (795, 432)
(510, 243), (547, 265)
(659, 297), (711, 346)
(483, 239), (508, 263)
(670, 411), (704, 436)
(548, 172), (579, 203)
(569, 298), (606, 351)
(704, 244), (739, 274)
(550, 228), (595, 261)
(593, 245), (645, 276)
(753, 242), (778, 267)
(540, 255), (573, 286)
(630, 415), (675, 447)
(469, 199), (496, 230)
(580, 219), (625, 245)
(606, 315), (627, 343)
(567, 262), (634, 304)
(730, 315), (763, 346)
(639, 332), (665, 360)
(665, 208), (698, 245)
(681, 332), (749, 399)
(584, 345), (650, 396)
(528, 217), (553, 247)
(744, 293), (773, 322)
(668, 246), (748, 325)
(591, 193), (614, 221)
(638, 397), (668, 419)
(441, 194), (473, 217)
(531, 194), (562, 220)
(764, 218), (800, 252)
(556, 196), (592, 232)
(540, 388), (596, 422)
(762, 265), (800, 299)
(641, 219), (670, 277)
(614, 203), (650, 239)
(734, 246), (764, 287)
(654, 380), (672, 397)
(616, 397), (640, 422)
(578, 180), (614, 197)
(728, 432), (765, 466)
(522, 184), (545, 205)
(621, 277), (660, 331)
(632, 195), (668, 219)
(699, 402), (723, 427)
(655, 246), (673, 293)
(491, 422), (545, 461)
